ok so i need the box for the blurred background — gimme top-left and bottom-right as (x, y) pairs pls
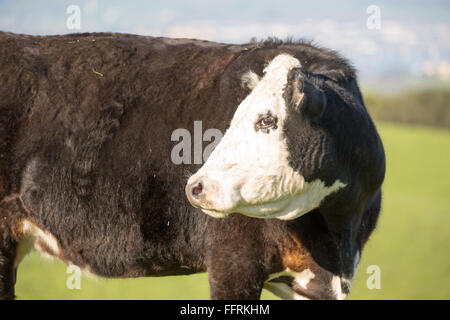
(1, 0), (449, 299)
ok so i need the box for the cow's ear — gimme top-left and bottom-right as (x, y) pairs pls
(241, 70), (260, 91)
(285, 68), (326, 119)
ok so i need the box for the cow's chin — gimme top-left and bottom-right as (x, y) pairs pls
(200, 204), (309, 221)
(257, 179), (347, 220)
(235, 198), (311, 220)
(199, 197), (311, 221)
(197, 179), (347, 220)
(200, 209), (231, 219)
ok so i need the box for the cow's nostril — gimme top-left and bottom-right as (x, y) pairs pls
(185, 179), (206, 207)
(192, 183), (203, 197)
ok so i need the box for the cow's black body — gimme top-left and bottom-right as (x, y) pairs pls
(0, 32), (385, 299)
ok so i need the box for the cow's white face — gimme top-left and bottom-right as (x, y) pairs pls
(186, 54), (345, 220)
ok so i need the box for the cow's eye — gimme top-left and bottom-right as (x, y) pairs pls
(255, 113), (278, 132)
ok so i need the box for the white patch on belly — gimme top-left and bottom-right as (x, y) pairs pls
(14, 220), (101, 279)
(267, 268), (315, 288)
(264, 282), (310, 300)
(14, 219), (61, 267)
(266, 268), (352, 300)
(265, 268), (315, 300)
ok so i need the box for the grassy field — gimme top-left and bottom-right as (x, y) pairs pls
(15, 123), (450, 300)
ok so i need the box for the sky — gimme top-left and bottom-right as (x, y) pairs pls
(0, 0), (449, 91)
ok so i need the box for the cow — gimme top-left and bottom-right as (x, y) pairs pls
(0, 31), (385, 300)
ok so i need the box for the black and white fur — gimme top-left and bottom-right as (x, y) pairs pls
(0, 32), (385, 300)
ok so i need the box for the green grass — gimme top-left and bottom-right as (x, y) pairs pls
(15, 123), (450, 300)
